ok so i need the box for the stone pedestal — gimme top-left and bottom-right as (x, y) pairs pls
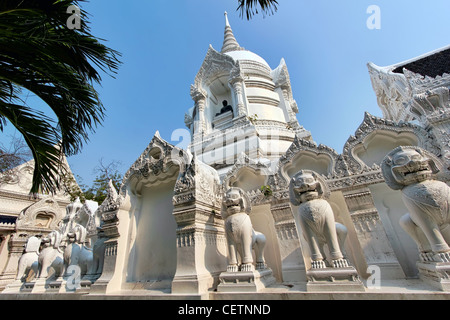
(2, 280), (23, 293)
(20, 281), (34, 293)
(212, 111), (234, 131)
(217, 268), (276, 293)
(75, 279), (93, 294)
(417, 262), (450, 291)
(31, 278), (47, 293)
(306, 267), (365, 292)
(44, 278), (63, 293)
(271, 202), (307, 283)
(58, 277), (80, 293)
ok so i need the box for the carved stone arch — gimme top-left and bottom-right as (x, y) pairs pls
(16, 197), (64, 232)
(276, 135), (339, 191)
(120, 131), (191, 198)
(194, 45), (238, 89)
(336, 112), (441, 177)
(121, 131), (192, 285)
(221, 153), (273, 205)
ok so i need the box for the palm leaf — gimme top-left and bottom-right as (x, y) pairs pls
(0, 101), (64, 195)
(0, 0), (122, 194)
(237, 0), (279, 20)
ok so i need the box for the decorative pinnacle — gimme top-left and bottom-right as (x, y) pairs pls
(221, 11), (244, 53)
(225, 11), (230, 27)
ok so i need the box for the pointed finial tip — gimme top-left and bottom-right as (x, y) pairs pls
(224, 11), (230, 27)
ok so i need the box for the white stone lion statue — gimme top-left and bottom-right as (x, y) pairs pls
(381, 146), (450, 262)
(37, 230), (64, 280)
(289, 170), (349, 269)
(16, 236), (41, 281)
(63, 224), (93, 278)
(221, 187), (267, 272)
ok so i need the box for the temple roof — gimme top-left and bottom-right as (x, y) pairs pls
(392, 46), (450, 78)
(0, 215), (17, 227)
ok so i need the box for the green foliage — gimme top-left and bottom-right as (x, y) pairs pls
(86, 170), (122, 204)
(0, 0), (122, 195)
(61, 173), (85, 202)
(65, 159), (122, 205)
(260, 185), (272, 197)
(248, 114), (259, 124)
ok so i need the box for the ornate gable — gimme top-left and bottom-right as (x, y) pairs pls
(335, 112), (441, 178)
(16, 197), (64, 232)
(173, 155), (221, 208)
(276, 135), (339, 189)
(121, 131), (190, 197)
(193, 45), (238, 90)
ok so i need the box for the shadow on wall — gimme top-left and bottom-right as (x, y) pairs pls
(126, 177), (179, 286)
(250, 204), (283, 282)
(369, 183), (420, 278)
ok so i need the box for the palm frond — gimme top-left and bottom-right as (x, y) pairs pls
(0, 101), (64, 195)
(0, 0), (122, 195)
(237, 0), (279, 20)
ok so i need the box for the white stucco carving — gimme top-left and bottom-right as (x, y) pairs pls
(63, 225), (93, 283)
(381, 146), (450, 262)
(289, 170), (349, 268)
(221, 187), (267, 272)
(36, 230), (64, 280)
(15, 236), (40, 281)
(2, 13), (450, 299)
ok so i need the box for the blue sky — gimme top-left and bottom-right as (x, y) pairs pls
(3, 0), (450, 187)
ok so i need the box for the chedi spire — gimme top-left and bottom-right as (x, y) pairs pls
(221, 12), (244, 53)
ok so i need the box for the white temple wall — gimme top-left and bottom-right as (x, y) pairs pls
(328, 192), (369, 278)
(0, 236), (10, 274)
(250, 204), (283, 282)
(284, 152), (333, 178)
(288, 203), (311, 271)
(198, 127), (260, 166)
(248, 104), (285, 122)
(369, 183), (420, 278)
(229, 168), (267, 192)
(258, 131), (295, 159)
(125, 178), (179, 285)
(246, 87), (280, 107)
(342, 187), (406, 280)
(353, 130), (419, 168)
